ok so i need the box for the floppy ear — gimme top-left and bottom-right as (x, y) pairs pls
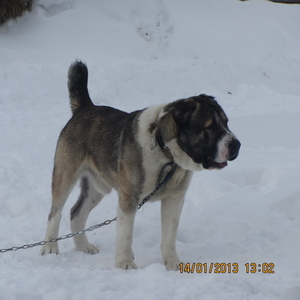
(171, 98), (197, 125)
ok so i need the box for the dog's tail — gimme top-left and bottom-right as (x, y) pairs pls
(68, 61), (94, 114)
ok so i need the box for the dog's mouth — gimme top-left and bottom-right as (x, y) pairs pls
(202, 156), (228, 170)
(217, 161), (228, 168)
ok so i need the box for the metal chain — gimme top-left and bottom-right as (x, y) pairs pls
(137, 161), (176, 209)
(0, 162), (177, 253)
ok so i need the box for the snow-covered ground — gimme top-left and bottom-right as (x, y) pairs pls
(1, 0), (300, 299)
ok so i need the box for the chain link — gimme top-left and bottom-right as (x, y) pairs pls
(0, 162), (177, 253)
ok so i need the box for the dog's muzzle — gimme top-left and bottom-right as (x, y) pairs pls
(202, 138), (241, 170)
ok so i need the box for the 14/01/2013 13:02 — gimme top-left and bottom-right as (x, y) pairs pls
(179, 262), (275, 274)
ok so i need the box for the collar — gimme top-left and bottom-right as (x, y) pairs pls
(156, 129), (175, 162)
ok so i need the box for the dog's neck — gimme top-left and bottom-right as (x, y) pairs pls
(156, 129), (175, 162)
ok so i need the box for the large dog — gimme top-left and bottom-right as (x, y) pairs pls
(40, 61), (240, 270)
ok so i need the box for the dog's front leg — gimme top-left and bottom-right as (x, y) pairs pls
(161, 195), (185, 271)
(115, 197), (138, 270)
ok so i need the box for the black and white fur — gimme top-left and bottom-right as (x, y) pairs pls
(40, 61), (240, 270)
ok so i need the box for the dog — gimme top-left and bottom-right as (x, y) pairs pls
(40, 61), (241, 270)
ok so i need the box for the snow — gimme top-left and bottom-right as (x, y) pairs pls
(0, 0), (300, 299)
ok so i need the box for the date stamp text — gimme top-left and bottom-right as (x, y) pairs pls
(179, 262), (275, 274)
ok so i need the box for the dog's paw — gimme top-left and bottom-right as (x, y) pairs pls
(40, 242), (59, 255)
(76, 243), (99, 254)
(115, 261), (138, 270)
(164, 258), (182, 271)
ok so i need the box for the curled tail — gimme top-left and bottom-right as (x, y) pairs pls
(68, 61), (94, 114)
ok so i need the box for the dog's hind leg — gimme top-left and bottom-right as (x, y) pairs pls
(70, 176), (105, 254)
(40, 147), (82, 255)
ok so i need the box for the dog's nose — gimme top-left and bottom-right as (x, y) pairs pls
(228, 139), (241, 161)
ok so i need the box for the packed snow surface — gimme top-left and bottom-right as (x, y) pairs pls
(1, 0), (300, 299)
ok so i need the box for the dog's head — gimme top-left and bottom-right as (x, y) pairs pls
(157, 94), (240, 171)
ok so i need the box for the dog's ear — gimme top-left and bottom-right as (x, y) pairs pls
(171, 98), (197, 126)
